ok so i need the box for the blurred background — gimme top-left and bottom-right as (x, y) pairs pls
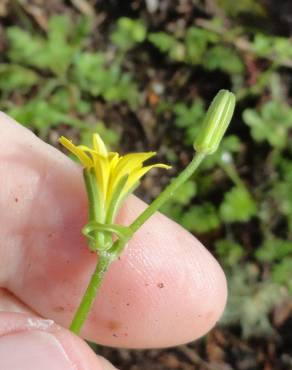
(0, 0), (292, 369)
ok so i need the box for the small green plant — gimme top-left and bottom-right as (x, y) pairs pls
(73, 52), (139, 108)
(0, 15), (143, 139)
(6, 15), (84, 78)
(0, 64), (39, 94)
(148, 25), (244, 91)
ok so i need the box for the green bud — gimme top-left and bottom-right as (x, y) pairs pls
(194, 90), (236, 155)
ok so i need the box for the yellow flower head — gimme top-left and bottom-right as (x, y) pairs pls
(60, 134), (171, 224)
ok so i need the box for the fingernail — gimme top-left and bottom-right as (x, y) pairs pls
(98, 355), (120, 370)
(0, 331), (74, 370)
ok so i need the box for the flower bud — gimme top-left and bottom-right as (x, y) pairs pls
(194, 90), (236, 155)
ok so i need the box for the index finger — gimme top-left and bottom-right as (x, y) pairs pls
(0, 112), (227, 348)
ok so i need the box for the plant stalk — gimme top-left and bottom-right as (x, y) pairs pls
(70, 253), (111, 334)
(130, 152), (205, 233)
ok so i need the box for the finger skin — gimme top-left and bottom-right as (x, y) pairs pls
(0, 312), (116, 370)
(0, 288), (36, 315)
(0, 112), (227, 348)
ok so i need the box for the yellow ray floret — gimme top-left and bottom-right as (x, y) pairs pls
(59, 134), (171, 219)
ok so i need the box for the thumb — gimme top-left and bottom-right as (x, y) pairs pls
(0, 312), (118, 370)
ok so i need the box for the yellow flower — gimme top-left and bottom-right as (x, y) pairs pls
(60, 134), (171, 223)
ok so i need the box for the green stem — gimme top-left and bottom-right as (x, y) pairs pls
(220, 161), (245, 189)
(70, 253), (111, 334)
(130, 152), (205, 233)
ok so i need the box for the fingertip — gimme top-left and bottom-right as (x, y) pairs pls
(122, 196), (228, 334)
(0, 313), (114, 370)
(81, 203), (228, 347)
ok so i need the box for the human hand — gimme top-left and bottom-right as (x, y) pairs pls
(0, 112), (227, 369)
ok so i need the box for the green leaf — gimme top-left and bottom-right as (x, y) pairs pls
(70, 16), (92, 46)
(174, 101), (205, 128)
(0, 64), (39, 92)
(6, 15), (90, 79)
(73, 52), (139, 107)
(160, 203), (184, 221)
(272, 258), (292, 292)
(7, 97), (82, 136)
(272, 181), (292, 232)
(80, 121), (120, 150)
(7, 27), (46, 68)
(7, 16), (78, 77)
(148, 32), (185, 61)
(50, 87), (90, 115)
(217, 0), (265, 17)
(185, 27), (218, 64)
(215, 239), (245, 267)
(160, 180), (197, 221)
(251, 34), (292, 62)
(173, 101), (205, 145)
(110, 17), (146, 51)
(148, 32), (177, 53)
(8, 100), (62, 129)
(172, 180), (197, 205)
(243, 101), (292, 149)
(256, 238), (292, 263)
(223, 264), (282, 338)
(205, 46), (245, 75)
(220, 186), (257, 223)
(251, 34), (271, 57)
(46, 16), (76, 76)
(181, 203), (220, 233)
